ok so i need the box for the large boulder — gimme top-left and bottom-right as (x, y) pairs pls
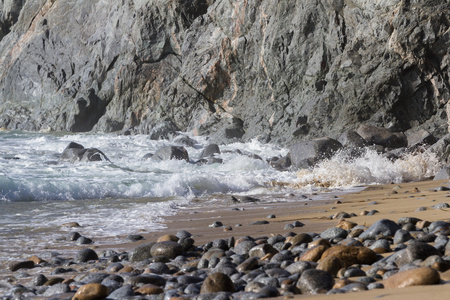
(356, 124), (407, 149)
(59, 142), (109, 163)
(289, 137), (342, 169)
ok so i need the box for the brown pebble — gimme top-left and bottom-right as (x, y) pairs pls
(44, 278), (65, 286)
(136, 284), (165, 295)
(157, 234), (179, 242)
(360, 210), (369, 216)
(382, 267), (440, 288)
(333, 278), (353, 289)
(317, 255), (344, 276)
(372, 247), (390, 254)
(321, 245), (378, 267)
(299, 245), (327, 262)
(72, 283), (108, 300)
(223, 226), (233, 231)
(416, 220), (431, 229)
(308, 238), (331, 249)
(200, 273), (235, 294)
(28, 255), (45, 264)
(337, 219), (357, 230)
(335, 200), (342, 204)
(118, 266), (134, 273)
(348, 228), (364, 238)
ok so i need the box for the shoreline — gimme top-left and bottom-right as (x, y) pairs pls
(3, 179), (450, 299)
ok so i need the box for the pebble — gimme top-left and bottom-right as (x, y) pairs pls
(5, 215), (450, 299)
(382, 267), (440, 288)
(72, 283), (108, 300)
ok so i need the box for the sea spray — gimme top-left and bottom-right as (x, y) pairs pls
(297, 148), (441, 188)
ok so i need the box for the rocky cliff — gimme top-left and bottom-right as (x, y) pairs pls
(0, 0), (448, 145)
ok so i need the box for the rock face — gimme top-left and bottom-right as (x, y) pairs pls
(0, 1), (449, 144)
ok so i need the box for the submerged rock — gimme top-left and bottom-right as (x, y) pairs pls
(59, 142), (109, 163)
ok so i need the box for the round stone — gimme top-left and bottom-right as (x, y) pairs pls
(150, 241), (183, 259)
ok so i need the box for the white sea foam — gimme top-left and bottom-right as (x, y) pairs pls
(297, 148), (440, 188)
(0, 131), (441, 263)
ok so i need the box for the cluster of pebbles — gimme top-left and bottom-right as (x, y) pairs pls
(3, 208), (450, 300)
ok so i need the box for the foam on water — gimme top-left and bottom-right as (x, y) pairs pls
(0, 131), (441, 262)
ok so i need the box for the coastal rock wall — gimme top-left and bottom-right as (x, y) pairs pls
(0, 0), (448, 145)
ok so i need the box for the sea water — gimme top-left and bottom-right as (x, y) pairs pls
(0, 131), (441, 264)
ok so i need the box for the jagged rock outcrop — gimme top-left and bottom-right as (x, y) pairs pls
(0, 0), (448, 145)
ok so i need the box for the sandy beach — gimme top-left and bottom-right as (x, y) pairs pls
(136, 179), (450, 299)
(3, 178), (450, 299)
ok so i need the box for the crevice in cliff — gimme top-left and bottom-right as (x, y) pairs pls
(178, 74), (223, 114)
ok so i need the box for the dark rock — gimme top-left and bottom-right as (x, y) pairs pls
(338, 130), (367, 148)
(344, 267), (367, 277)
(406, 129), (436, 147)
(356, 125), (407, 149)
(200, 144), (221, 158)
(59, 142), (109, 163)
(108, 285), (135, 299)
(7, 260), (35, 272)
(285, 260), (315, 275)
(129, 242), (156, 262)
(359, 219), (401, 240)
(250, 220), (269, 225)
(393, 229), (414, 245)
(76, 236), (93, 245)
(237, 257), (259, 272)
(75, 248), (99, 263)
(67, 231), (81, 241)
(296, 269), (334, 295)
(289, 137), (343, 169)
(176, 230), (192, 240)
(42, 283), (70, 297)
(78, 273), (110, 284)
(150, 241), (183, 259)
(33, 274), (48, 286)
(234, 241), (257, 256)
(269, 155), (291, 170)
(200, 273), (235, 294)
(125, 274), (166, 286)
(395, 242), (441, 266)
(126, 234), (144, 242)
(152, 146), (189, 162)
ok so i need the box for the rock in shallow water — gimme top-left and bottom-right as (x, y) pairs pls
(75, 248), (98, 263)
